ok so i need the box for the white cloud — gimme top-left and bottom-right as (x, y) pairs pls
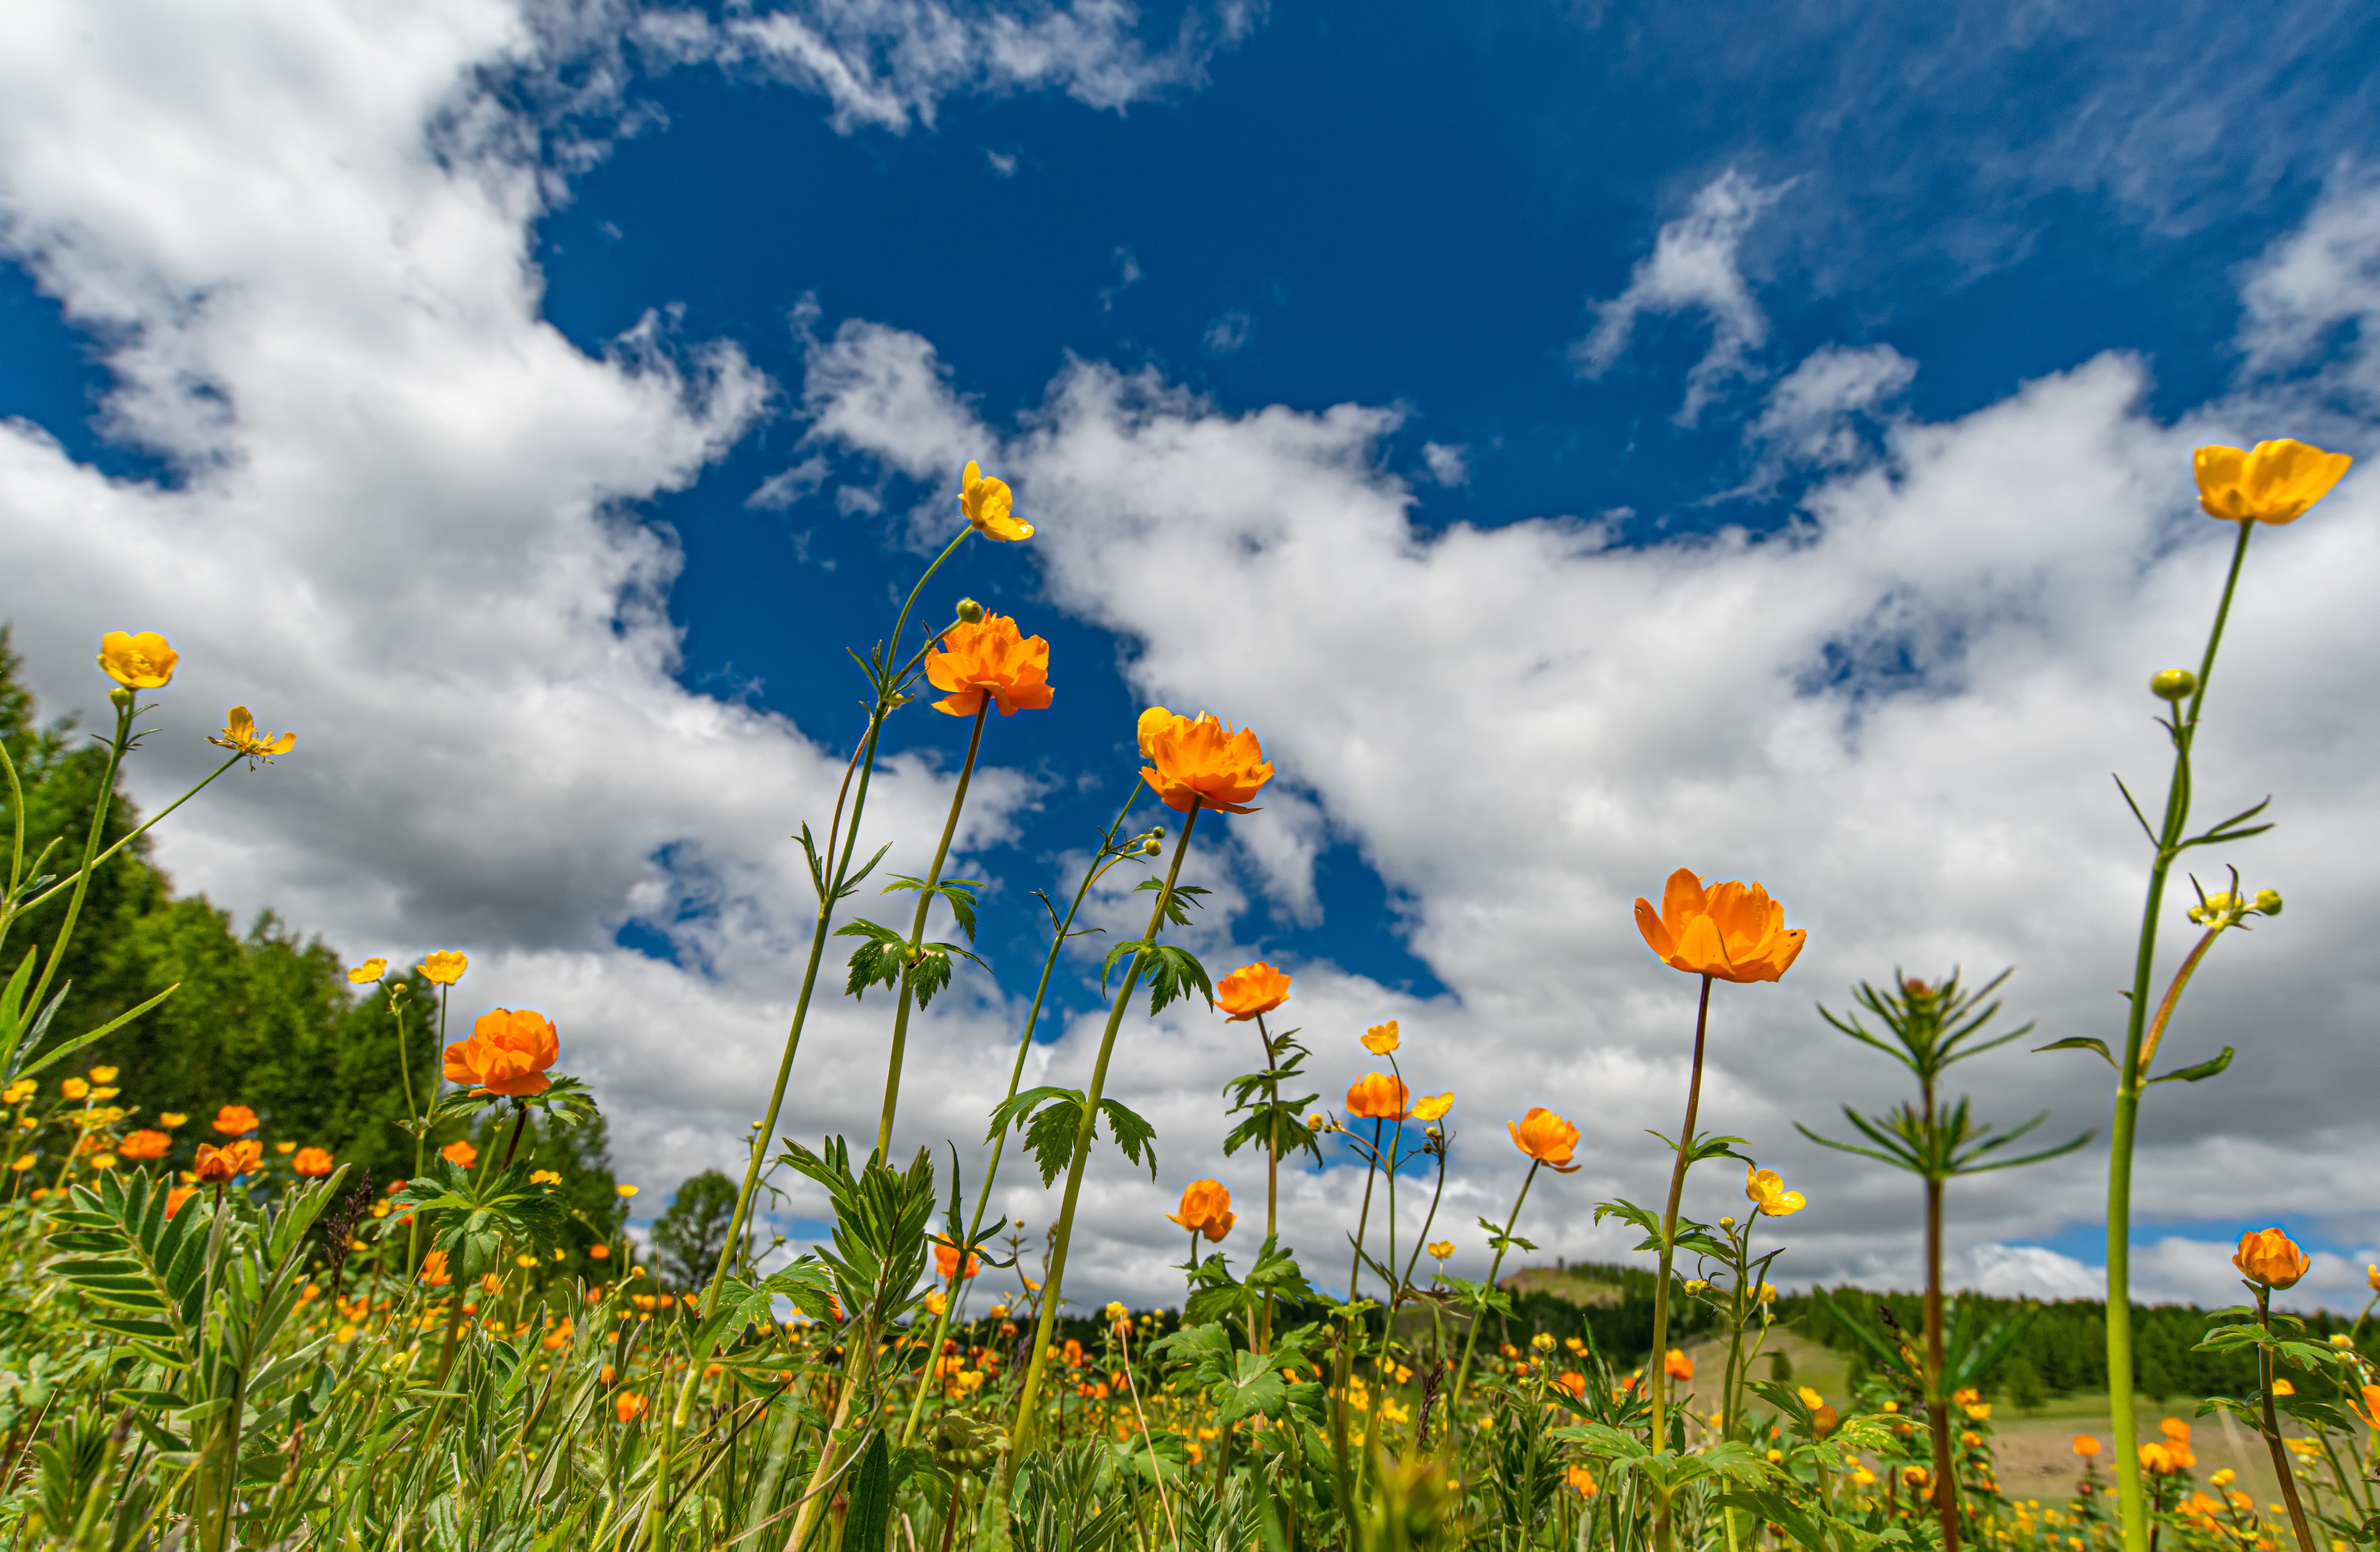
(1099, 246), (1142, 311)
(1203, 308), (1253, 354)
(2239, 171), (2380, 409)
(803, 309), (2380, 1306)
(1420, 440), (1469, 488)
(635, 0), (1260, 135)
(1573, 169), (1792, 425)
(1718, 342), (1917, 500)
(747, 454), (831, 509)
(985, 148), (1018, 177)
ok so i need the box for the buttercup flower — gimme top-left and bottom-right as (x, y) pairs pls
(1361, 1021), (1399, 1055)
(444, 1008), (561, 1098)
(1214, 963), (1292, 1021)
(959, 462), (1033, 541)
(1168, 1179), (1235, 1242)
(213, 1105), (259, 1136)
(2194, 439), (2352, 525)
(933, 1238), (982, 1281)
(88, 1067), (117, 1084)
(347, 959), (387, 985)
(1345, 1073), (1410, 1120)
(1746, 1165), (1807, 1217)
(1508, 1107), (1581, 1172)
(1635, 869), (1806, 983)
(97, 631), (177, 689)
(60, 1078), (89, 1101)
(1663, 1349), (1694, 1381)
(2234, 1226), (2311, 1289)
(193, 1140), (262, 1183)
(1411, 1092), (1454, 1122)
(208, 706), (295, 764)
(1140, 712), (1274, 814)
(1427, 1239), (1455, 1260)
(158, 1112), (186, 1129)
(118, 1130), (170, 1160)
(293, 1146), (335, 1178)
(442, 1139), (479, 1169)
(419, 950), (468, 985)
(924, 614), (1055, 717)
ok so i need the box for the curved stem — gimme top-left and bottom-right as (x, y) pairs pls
(1348, 1119), (1383, 1305)
(1008, 802), (1203, 1455)
(876, 696), (993, 1157)
(1451, 1158), (1540, 1402)
(15, 750), (244, 923)
(1648, 973), (1715, 1449)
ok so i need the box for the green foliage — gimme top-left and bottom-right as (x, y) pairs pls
(987, 1087), (1157, 1186)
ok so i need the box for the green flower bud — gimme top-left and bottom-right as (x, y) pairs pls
(1718, 1215), (1737, 1231)
(1141, 837), (1162, 856)
(2151, 668), (2195, 701)
(107, 686), (134, 711)
(955, 598), (985, 624)
(2253, 889), (2283, 916)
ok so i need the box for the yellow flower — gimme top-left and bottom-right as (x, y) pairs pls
(158, 1112), (187, 1129)
(530, 1169), (563, 1185)
(347, 958), (388, 984)
(1411, 1092), (1454, 1122)
(1427, 1240), (1455, 1260)
(419, 950), (469, 985)
(617, 1183), (639, 1198)
(2194, 439), (2351, 525)
(959, 460), (1033, 541)
(1965, 1402), (1992, 1421)
(1361, 1021), (1399, 1055)
(97, 630), (178, 689)
(1, 1080), (33, 1105)
(87, 1067), (118, 1084)
(60, 1078), (89, 1101)
(1798, 1386), (1825, 1411)
(208, 706), (296, 764)
(1746, 1165), (1807, 1217)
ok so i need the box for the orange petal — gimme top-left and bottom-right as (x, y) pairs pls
(1633, 898), (1678, 961)
(1673, 914), (1733, 977)
(1659, 869), (1706, 941)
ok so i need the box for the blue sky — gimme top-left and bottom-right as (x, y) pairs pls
(3, 0), (2379, 1307)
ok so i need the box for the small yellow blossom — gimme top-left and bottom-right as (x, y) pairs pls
(347, 959), (388, 984)
(209, 706), (296, 764)
(97, 631), (178, 689)
(1361, 1021), (1399, 1055)
(959, 461), (1033, 541)
(419, 950), (469, 985)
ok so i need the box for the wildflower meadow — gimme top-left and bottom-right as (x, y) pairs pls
(0, 442), (2372, 1551)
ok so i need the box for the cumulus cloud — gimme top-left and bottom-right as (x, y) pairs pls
(1420, 440), (1469, 487)
(1717, 342), (1916, 500)
(1574, 169), (1792, 424)
(635, 0), (1261, 134)
(1203, 308), (1253, 354)
(2239, 171), (2380, 409)
(802, 306), (2380, 1306)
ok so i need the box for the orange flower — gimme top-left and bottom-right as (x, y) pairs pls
(615, 1392), (648, 1424)
(212, 1105), (259, 1136)
(96, 630), (178, 689)
(1214, 962), (1291, 1021)
(1345, 1073), (1410, 1120)
(420, 1249), (453, 1287)
(933, 1238), (982, 1281)
(2194, 439), (2352, 525)
(2072, 1434), (2101, 1458)
(1140, 712), (1274, 815)
(118, 1130), (170, 1161)
(293, 1146), (335, 1179)
(443, 1008), (561, 1098)
(2234, 1227), (2311, 1289)
(193, 1140), (262, 1184)
(1361, 1021), (1399, 1055)
(164, 1185), (198, 1218)
(1663, 1349), (1694, 1381)
(1555, 1371), (1587, 1399)
(2159, 1418), (2191, 1444)
(1508, 1107), (1581, 1172)
(2351, 1385), (2380, 1429)
(442, 1139), (479, 1169)
(2138, 1442), (2177, 1475)
(1565, 1463), (1598, 1498)
(1635, 870), (1805, 983)
(588, 1243), (612, 1259)
(1137, 706), (1191, 757)
(1168, 1179), (1235, 1242)
(923, 613), (1055, 717)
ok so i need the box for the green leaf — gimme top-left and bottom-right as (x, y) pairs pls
(2148, 1046), (2235, 1084)
(16, 982), (178, 1080)
(1143, 944), (1214, 1015)
(1097, 1098), (1158, 1179)
(2034, 1036), (2117, 1069)
(837, 919), (908, 1000)
(843, 1432), (893, 1552)
(1133, 878), (1210, 928)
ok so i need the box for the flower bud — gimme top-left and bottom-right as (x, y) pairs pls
(954, 598), (985, 624)
(1718, 1215), (1737, 1230)
(2253, 889), (2283, 916)
(1141, 838), (1162, 856)
(108, 686), (135, 711)
(2151, 668), (2196, 701)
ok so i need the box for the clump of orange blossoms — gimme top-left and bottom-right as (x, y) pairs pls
(193, 1140), (262, 1183)
(444, 1008), (561, 1098)
(1345, 1073), (1410, 1120)
(1139, 709), (1274, 814)
(924, 613), (1055, 717)
(1633, 868), (1806, 984)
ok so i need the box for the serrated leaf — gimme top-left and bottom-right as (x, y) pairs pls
(1133, 878), (1210, 928)
(1097, 1098), (1158, 1179)
(1143, 944), (1214, 1015)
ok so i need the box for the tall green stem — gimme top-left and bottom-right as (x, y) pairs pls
(2256, 1285), (2318, 1552)
(1009, 802), (1203, 1454)
(1451, 1158), (1541, 1403)
(1648, 973), (1715, 1449)
(1925, 1174), (1959, 1552)
(875, 696), (992, 1157)
(2108, 518), (2253, 1552)
(24, 696), (132, 1017)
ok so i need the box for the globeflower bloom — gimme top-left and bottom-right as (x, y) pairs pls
(1634, 869), (1806, 984)
(442, 1140), (479, 1169)
(2234, 1226), (2311, 1289)
(118, 1130), (170, 1161)
(1168, 1179), (1235, 1242)
(2194, 439), (2351, 525)
(212, 1105), (259, 1136)
(1214, 962), (1291, 1021)
(97, 631), (177, 689)
(419, 950), (468, 985)
(1663, 1349), (1694, 1381)
(1345, 1073), (1410, 1120)
(959, 461), (1033, 541)
(293, 1146), (335, 1179)
(1509, 1107), (1581, 1172)
(924, 613), (1055, 717)
(1745, 1165), (1807, 1217)
(933, 1238), (981, 1281)
(1140, 711), (1274, 815)
(444, 1008), (561, 1098)
(193, 1140), (262, 1183)
(1361, 1021), (1399, 1055)
(420, 1249), (453, 1287)
(208, 706), (295, 764)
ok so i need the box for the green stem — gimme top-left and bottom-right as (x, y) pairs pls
(897, 783), (1148, 1450)
(1648, 972), (1715, 1449)
(2108, 517), (2255, 1552)
(875, 695), (993, 1158)
(2257, 1285), (2318, 1552)
(12, 749), (243, 924)
(1451, 1158), (1541, 1403)
(24, 696), (133, 1018)
(1009, 801), (1204, 1455)
(1926, 1175), (1959, 1552)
